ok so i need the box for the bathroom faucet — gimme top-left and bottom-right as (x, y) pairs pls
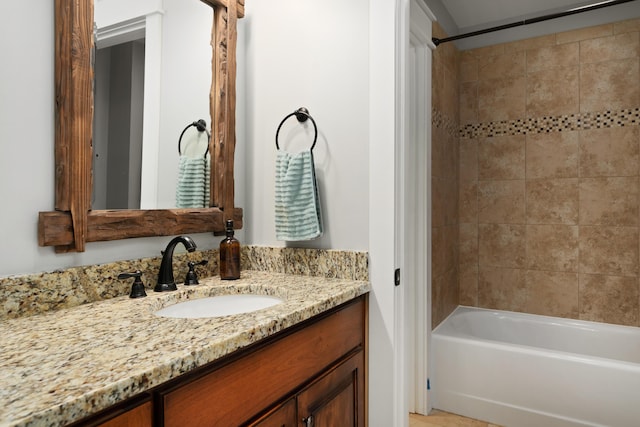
(155, 236), (197, 292)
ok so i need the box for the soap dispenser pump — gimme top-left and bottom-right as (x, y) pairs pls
(219, 219), (240, 280)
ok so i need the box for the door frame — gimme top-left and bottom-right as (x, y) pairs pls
(368, 1), (434, 425)
(397, 0), (436, 419)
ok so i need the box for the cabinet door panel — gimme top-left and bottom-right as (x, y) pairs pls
(297, 350), (365, 427)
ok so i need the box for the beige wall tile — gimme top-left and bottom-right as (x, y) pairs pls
(432, 21), (448, 40)
(579, 126), (640, 177)
(445, 131), (460, 180)
(526, 178), (579, 225)
(504, 34), (556, 54)
(460, 57), (479, 82)
(444, 178), (459, 227)
(525, 270), (579, 318)
(432, 52), (444, 112)
(478, 135), (525, 180)
(579, 176), (638, 226)
(459, 264), (479, 307)
(526, 42), (579, 73)
(443, 224), (459, 273)
(526, 130), (579, 179)
(580, 58), (640, 112)
(459, 138), (478, 183)
(556, 24), (613, 44)
(466, 44), (506, 59)
(478, 180), (525, 224)
(479, 224), (526, 268)
(459, 223), (478, 266)
(432, 267), (459, 328)
(432, 225), (445, 279)
(432, 177), (445, 227)
(478, 266), (527, 311)
(526, 225), (579, 272)
(432, 126), (446, 179)
(615, 18), (640, 34)
(442, 68), (460, 123)
(478, 51), (525, 80)
(579, 274), (639, 326)
(460, 82), (478, 125)
(579, 226), (639, 276)
(459, 181), (478, 224)
(478, 76), (526, 122)
(526, 66), (580, 117)
(580, 32), (640, 64)
(579, 177), (639, 226)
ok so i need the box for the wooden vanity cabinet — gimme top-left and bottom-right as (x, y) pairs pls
(79, 295), (367, 427)
(160, 295), (366, 426)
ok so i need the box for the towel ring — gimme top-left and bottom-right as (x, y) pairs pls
(178, 119), (210, 156)
(275, 107), (318, 151)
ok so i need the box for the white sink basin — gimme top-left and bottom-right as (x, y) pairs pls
(154, 294), (284, 319)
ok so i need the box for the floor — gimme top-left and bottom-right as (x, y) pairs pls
(409, 411), (502, 427)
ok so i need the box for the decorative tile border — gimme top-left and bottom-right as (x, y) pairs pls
(459, 107), (640, 139)
(0, 246), (368, 320)
(432, 108), (459, 138)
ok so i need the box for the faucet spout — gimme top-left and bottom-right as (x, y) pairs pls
(155, 236), (197, 292)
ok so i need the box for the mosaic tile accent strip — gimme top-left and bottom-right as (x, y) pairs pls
(460, 107), (640, 139)
(0, 246), (369, 320)
(432, 108), (459, 138)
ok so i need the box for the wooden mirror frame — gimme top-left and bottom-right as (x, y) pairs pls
(39, 0), (243, 252)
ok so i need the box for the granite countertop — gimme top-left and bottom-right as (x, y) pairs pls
(0, 270), (370, 427)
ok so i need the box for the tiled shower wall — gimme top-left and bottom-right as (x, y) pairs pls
(458, 19), (640, 326)
(432, 23), (460, 327)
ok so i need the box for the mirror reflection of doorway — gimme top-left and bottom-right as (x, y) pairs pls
(93, 36), (145, 210)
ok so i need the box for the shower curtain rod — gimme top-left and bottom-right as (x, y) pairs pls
(432, 0), (637, 46)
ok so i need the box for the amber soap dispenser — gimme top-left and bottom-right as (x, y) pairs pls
(219, 219), (240, 280)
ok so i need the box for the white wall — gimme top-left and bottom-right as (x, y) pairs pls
(0, 1), (370, 271)
(241, 0), (369, 250)
(1, 1), (400, 424)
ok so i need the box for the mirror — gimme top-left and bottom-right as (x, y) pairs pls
(92, 0), (214, 210)
(38, 0), (244, 252)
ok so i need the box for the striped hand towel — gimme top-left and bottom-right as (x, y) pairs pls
(275, 150), (322, 241)
(176, 156), (210, 208)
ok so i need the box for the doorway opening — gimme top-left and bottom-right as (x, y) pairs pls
(94, 35), (146, 210)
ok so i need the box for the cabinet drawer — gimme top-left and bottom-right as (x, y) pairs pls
(162, 297), (365, 426)
(97, 401), (152, 427)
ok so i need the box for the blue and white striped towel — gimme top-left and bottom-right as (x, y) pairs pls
(176, 156), (210, 208)
(275, 150), (322, 241)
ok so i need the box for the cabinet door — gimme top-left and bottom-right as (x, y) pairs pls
(246, 398), (297, 427)
(297, 350), (365, 427)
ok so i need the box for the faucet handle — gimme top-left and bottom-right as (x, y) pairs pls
(118, 270), (147, 298)
(185, 260), (208, 286)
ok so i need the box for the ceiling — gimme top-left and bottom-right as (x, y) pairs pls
(430, 0), (640, 49)
(441, 0), (603, 29)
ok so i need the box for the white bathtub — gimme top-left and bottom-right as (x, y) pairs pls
(431, 306), (640, 427)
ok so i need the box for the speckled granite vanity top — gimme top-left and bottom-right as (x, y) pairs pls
(0, 270), (369, 427)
